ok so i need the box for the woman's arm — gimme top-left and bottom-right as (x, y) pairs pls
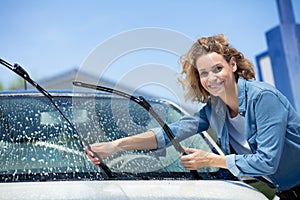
(231, 91), (288, 177)
(115, 130), (158, 151)
(86, 131), (158, 165)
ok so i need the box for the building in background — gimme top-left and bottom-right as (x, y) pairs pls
(26, 68), (100, 90)
(25, 68), (156, 99)
(256, 0), (300, 113)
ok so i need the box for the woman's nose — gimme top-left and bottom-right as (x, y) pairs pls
(207, 71), (217, 81)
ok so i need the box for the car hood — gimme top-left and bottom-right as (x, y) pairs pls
(0, 180), (267, 200)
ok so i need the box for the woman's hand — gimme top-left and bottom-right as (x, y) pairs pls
(85, 141), (119, 165)
(180, 147), (227, 170)
(180, 147), (212, 170)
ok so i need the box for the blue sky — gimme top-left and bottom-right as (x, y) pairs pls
(0, 0), (299, 92)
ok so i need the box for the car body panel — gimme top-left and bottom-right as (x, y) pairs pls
(0, 180), (267, 200)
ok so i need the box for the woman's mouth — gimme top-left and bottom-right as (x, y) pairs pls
(207, 81), (224, 93)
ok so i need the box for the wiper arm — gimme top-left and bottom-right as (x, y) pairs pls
(0, 58), (113, 179)
(73, 81), (201, 180)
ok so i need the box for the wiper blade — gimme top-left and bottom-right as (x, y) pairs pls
(0, 171), (107, 182)
(0, 58), (114, 179)
(73, 81), (201, 180)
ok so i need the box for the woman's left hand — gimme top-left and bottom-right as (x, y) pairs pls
(180, 147), (212, 170)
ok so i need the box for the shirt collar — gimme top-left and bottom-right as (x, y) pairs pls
(237, 77), (247, 116)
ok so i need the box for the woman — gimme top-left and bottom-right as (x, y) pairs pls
(86, 34), (300, 199)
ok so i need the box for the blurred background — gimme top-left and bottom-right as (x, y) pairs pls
(0, 0), (299, 112)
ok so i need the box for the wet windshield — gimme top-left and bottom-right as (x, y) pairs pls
(0, 93), (232, 182)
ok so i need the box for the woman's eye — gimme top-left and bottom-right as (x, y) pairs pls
(200, 71), (208, 77)
(213, 66), (222, 73)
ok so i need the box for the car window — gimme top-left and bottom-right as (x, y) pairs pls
(0, 94), (227, 182)
(0, 96), (88, 180)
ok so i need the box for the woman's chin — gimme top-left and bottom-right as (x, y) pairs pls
(208, 87), (225, 97)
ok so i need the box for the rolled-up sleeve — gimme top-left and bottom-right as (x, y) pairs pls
(226, 154), (241, 176)
(150, 127), (165, 149)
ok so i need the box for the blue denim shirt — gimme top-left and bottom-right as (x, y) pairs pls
(154, 78), (300, 191)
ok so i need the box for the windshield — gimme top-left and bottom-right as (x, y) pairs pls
(0, 93), (234, 182)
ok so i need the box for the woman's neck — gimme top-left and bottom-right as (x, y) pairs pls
(221, 83), (239, 118)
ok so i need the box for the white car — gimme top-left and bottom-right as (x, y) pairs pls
(0, 91), (268, 199)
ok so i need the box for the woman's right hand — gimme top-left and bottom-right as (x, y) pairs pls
(85, 131), (157, 165)
(85, 141), (119, 165)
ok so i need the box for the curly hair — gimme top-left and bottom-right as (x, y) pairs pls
(178, 34), (255, 103)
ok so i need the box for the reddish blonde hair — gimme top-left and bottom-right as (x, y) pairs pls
(178, 34), (255, 103)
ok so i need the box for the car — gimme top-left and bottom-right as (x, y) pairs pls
(0, 90), (268, 199)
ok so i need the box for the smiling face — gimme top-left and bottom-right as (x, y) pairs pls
(196, 52), (237, 99)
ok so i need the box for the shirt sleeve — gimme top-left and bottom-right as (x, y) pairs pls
(151, 107), (210, 150)
(226, 154), (240, 176)
(233, 90), (288, 177)
(150, 127), (165, 149)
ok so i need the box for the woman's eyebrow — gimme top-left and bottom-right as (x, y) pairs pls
(198, 64), (217, 71)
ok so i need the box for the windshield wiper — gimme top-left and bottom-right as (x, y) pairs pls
(0, 58), (113, 179)
(73, 81), (201, 180)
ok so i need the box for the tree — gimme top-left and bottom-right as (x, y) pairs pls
(8, 77), (26, 90)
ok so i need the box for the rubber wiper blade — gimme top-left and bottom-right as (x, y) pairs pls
(73, 81), (201, 180)
(0, 58), (114, 179)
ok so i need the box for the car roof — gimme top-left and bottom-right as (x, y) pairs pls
(0, 90), (189, 115)
(0, 90), (105, 96)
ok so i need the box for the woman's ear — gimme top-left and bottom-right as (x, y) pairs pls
(230, 57), (237, 72)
